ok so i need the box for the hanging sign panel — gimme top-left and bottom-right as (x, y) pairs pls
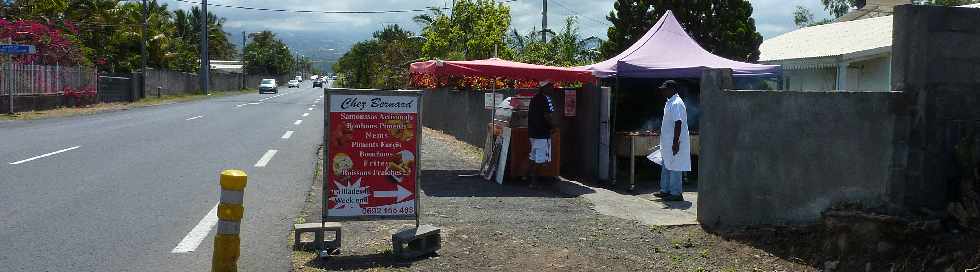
(324, 90), (422, 221)
(564, 89), (576, 117)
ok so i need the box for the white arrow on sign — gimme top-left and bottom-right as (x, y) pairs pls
(373, 184), (412, 202)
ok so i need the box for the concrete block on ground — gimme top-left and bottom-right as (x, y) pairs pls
(392, 224), (441, 259)
(293, 222), (342, 250)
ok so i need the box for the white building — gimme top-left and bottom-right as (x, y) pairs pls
(759, 3), (979, 92)
(209, 60), (243, 74)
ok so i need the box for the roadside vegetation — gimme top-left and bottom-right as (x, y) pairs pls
(0, 0), (311, 76)
(331, 0), (765, 89)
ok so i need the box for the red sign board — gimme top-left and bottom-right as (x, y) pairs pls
(324, 90), (421, 220)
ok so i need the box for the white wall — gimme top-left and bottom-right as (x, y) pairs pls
(781, 54), (892, 92)
(847, 55), (892, 91)
(784, 68), (837, 91)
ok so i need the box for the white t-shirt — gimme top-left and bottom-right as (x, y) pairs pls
(660, 94), (691, 171)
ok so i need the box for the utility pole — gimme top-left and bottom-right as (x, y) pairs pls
(541, 0), (548, 43)
(141, 0), (148, 98)
(200, 0), (209, 95)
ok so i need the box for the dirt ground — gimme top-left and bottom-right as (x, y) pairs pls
(291, 128), (979, 272)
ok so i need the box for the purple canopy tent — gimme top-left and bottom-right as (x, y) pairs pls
(583, 11), (781, 78)
(583, 11), (779, 187)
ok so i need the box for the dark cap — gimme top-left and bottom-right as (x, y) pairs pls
(658, 80), (677, 90)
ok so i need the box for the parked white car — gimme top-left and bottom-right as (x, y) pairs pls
(258, 79), (277, 94)
(287, 79), (300, 88)
(295, 75), (303, 82)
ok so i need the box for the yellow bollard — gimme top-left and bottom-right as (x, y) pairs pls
(213, 169), (247, 272)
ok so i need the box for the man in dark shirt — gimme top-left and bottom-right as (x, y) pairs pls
(526, 80), (555, 188)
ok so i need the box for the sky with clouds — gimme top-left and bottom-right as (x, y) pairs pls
(161, 0), (833, 62)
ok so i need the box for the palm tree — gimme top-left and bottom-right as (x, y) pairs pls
(551, 17), (602, 66)
(173, 7), (236, 60)
(510, 17), (602, 66)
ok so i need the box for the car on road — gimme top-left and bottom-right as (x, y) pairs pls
(295, 75), (303, 82)
(310, 75), (318, 81)
(258, 79), (278, 94)
(287, 79), (300, 88)
(313, 79), (323, 88)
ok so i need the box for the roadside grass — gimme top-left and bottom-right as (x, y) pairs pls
(0, 89), (254, 121)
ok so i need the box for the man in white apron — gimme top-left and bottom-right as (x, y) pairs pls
(654, 80), (691, 202)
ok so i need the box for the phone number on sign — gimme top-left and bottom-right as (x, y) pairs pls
(363, 206), (415, 215)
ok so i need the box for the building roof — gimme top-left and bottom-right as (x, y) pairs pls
(759, 15), (893, 65)
(761, 3), (980, 67)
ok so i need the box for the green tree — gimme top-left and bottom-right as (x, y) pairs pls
(172, 7), (237, 60)
(821, 0), (864, 18)
(333, 40), (380, 88)
(1, 0), (70, 21)
(601, 0), (764, 62)
(65, 0), (122, 69)
(243, 31), (294, 76)
(1, 0), (237, 73)
(793, 6), (832, 28)
(332, 24), (423, 89)
(512, 17), (601, 66)
(599, 0), (650, 59)
(414, 0), (512, 60)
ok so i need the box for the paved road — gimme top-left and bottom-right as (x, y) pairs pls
(0, 80), (327, 271)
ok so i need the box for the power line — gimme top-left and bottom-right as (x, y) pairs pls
(161, 0), (450, 14)
(549, 0), (611, 27)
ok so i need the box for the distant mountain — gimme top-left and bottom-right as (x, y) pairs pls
(229, 29), (370, 73)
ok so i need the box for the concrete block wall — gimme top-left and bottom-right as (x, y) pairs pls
(891, 5), (980, 210)
(697, 5), (980, 227)
(697, 69), (906, 226)
(0, 94), (75, 113)
(142, 69), (286, 97)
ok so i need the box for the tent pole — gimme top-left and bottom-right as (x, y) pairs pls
(609, 76), (619, 187)
(490, 80), (496, 127)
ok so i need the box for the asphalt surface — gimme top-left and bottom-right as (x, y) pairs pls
(0, 80), (327, 271)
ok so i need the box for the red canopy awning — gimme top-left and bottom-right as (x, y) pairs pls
(410, 58), (595, 85)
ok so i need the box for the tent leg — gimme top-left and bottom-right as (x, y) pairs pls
(609, 77), (619, 187)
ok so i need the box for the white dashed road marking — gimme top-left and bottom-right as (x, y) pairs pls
(185, 115), (203, 121)
(171, 204), (218, 253)
(302, 113), (309, 117)
(9, 146), (81, 165)
(281, 131), (294, 139)
(254, 149), (278, 167)
(293, 120), (303, 125)
(307, 108), (314, 111)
